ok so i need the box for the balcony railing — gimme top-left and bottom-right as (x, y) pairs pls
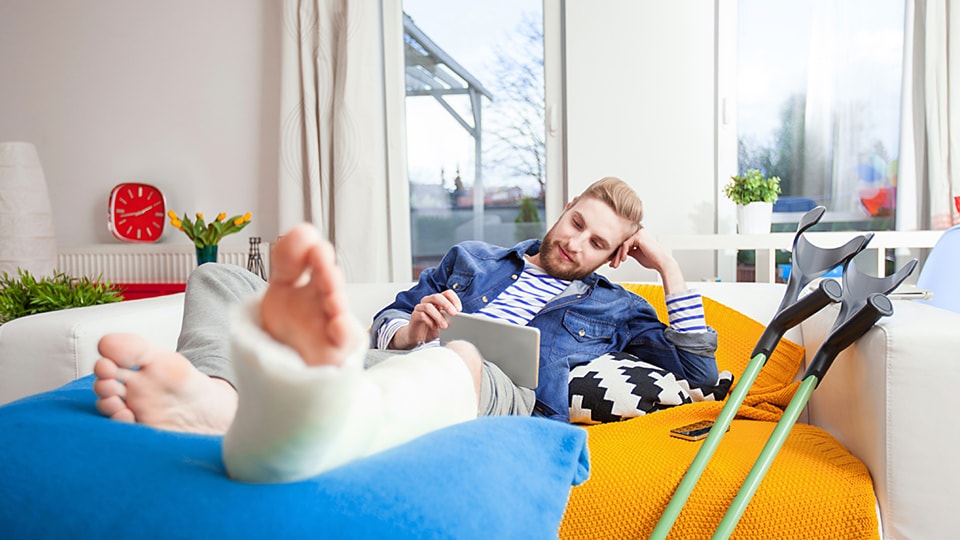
(661, 231), (943, 283)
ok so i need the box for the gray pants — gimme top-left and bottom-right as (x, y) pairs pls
(178, 263), (535, 417)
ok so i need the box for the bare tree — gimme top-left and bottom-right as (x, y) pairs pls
(483, 13), (545, 199)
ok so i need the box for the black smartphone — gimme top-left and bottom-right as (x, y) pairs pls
(669, 420), (720, 441)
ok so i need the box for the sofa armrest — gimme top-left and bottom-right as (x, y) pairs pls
(0, 294), (185, 405)
(802, 300), (960, 539)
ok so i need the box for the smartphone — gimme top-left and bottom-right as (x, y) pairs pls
(669, 420), (721, 441)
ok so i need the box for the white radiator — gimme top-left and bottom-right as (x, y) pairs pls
(57, 243), (270, 283)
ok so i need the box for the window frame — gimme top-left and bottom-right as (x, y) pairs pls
(380, 0), (563, 281)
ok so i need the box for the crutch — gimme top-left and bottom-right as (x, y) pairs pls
(711, 255), (917, 540)
(649, 207), (871, 540)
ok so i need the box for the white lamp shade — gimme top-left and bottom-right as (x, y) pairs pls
(0, 142), (58, 278)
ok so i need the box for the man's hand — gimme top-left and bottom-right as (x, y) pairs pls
(389, 290), (463, 349)
(610, 227), (687, 294)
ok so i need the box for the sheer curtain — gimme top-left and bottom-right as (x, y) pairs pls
(801, 0), (904, 217)
(899, 0), (960, 230)
(277, 0), (394, 281)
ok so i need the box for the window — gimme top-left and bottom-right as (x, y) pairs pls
(737, 0), (906, 233)
(402, 0), (546, 277)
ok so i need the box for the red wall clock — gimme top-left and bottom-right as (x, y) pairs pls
(108, 182), (167, 243)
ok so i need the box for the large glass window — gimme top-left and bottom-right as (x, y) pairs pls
(737, 0), (906, 233)
(402, 0), (545, 278)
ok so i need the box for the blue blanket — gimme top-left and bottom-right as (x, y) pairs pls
(0, 376), (589, 539)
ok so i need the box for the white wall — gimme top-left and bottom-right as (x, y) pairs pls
(564, 0), (719, 282)
(0, 0), (282, 248)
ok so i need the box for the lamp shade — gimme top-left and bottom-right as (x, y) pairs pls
(0, 142), (58, 278)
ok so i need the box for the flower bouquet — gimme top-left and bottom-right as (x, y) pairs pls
(168, 211), (252, 264)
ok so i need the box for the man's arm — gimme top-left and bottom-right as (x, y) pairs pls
(370, 246), (465, 351)
(611, 227), (686, 294)
(613, 228), (719, 384)
(386, 290), (462, 349)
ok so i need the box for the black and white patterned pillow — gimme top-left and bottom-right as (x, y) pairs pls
(568, 351), (734, 424)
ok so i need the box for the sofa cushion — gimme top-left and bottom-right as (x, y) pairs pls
(567, 284), (806, 425)
(0, 377), (590, 539)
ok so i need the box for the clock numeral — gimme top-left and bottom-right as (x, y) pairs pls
(125, 226), (133, 235)
(126, 189), (134, 199)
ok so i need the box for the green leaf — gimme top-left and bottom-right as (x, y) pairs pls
(0, 269), (122, 324)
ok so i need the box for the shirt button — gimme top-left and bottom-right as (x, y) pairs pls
(452, 283), (459, 290)
(578, 329), (585, 337)
(511, 274), (518, 280)
(482, 296), (488, 302)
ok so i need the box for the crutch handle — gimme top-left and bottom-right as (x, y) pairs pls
(805, 293), (893, 383)
(803, 257), (917, 384)
(752, 278), (842, 358)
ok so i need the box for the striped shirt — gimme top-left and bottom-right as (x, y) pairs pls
(376, 262), (708, 350)
(377, 261), (568, 349)
(475, 262), (570, 325)
(665, 290), (708, 332)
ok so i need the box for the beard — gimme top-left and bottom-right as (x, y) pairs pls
(537, 229), (605, 281)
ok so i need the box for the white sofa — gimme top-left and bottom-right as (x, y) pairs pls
(0, 280), (957, 539)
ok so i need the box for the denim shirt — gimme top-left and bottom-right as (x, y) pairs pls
(370, 239), (719, 422)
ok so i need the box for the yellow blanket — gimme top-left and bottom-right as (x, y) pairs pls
(560, 284), (879, 539)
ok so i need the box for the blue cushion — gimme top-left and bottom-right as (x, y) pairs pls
(0, 376), (589, 539)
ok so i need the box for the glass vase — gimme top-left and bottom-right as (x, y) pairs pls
(195, 244), (218, 266)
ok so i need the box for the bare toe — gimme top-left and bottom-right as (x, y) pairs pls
(91, 333), (237, 434)
(96, 395), (132, 421)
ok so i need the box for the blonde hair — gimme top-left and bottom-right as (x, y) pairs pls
(575, 176), (643, 229)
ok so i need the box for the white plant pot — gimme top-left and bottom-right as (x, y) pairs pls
(736, 202), (773, 234)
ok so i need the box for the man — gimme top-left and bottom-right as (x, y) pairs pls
(92, 177), (717, 482)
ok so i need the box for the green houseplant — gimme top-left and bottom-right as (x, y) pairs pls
(0, 269), (122, 324)
(723, 169), (781, 205)
(723, 169), (781, 234)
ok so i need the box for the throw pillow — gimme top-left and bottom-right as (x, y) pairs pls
(569, 351), (734, 424)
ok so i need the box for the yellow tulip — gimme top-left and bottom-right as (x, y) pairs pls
(196, 212), (204, 221)
(233, 217), (244, 226)
(216, 212), (226, 221)
(167, 210), (177, 219)
(243, 212), (252, 222)
(171, 218), (182, 228)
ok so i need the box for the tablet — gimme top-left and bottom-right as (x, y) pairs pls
(439, 313), (540, 389)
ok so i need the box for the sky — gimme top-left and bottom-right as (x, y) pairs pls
(401, 0), (542, 194)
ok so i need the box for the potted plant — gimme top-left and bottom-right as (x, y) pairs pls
(168, 211), (252, 265)
(0, 269), (122, 324)
(723, 169), (781, 234)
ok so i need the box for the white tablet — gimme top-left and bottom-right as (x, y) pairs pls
(439, 313), (540, 389)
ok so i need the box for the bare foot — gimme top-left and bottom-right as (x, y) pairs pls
(93, 333), (238, 434)
(259, 224), (366, 367)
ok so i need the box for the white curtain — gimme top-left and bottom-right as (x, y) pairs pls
(803, 0), (905, 216)
(899, 0), (960, 230)
(278, 0), (393, 282)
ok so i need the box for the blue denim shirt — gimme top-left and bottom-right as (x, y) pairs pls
(371, 239), (718, 422)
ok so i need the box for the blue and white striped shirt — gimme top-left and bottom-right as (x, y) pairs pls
(377, 261), (708, 350)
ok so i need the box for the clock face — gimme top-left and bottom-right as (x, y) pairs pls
(108, 182), (166, 243)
